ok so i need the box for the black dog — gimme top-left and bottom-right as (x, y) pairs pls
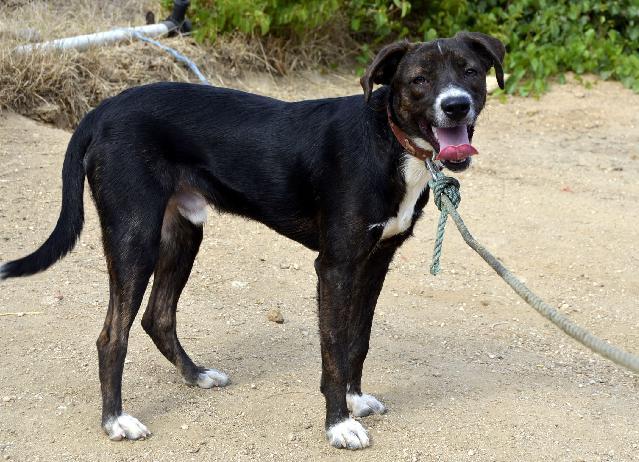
(1, 32), (504, 449)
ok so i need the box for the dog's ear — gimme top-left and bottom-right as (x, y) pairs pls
(360, 40), (412, 102)
(456, 32), (506, 90)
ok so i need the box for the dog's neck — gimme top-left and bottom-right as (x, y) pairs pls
(386, 106), (433, 161)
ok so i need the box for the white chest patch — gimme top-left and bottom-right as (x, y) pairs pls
(377, 155), (429, 239)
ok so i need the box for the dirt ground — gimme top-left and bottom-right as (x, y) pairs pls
(1, 74), (638, 462)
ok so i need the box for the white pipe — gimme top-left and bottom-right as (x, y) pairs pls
(15, 22), (173, 53)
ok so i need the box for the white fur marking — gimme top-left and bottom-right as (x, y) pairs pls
(437, 41), (443, 55)
(434, 86), (475, 126)
(326, 418), (370, 450)
(411, 137), (434, 151)
(368, 222), (387, 231)
(380, 155), (429, 239)
(346, 393), (386, 417)
(104, 413), (151, 441)
(194, 368), (229, 389)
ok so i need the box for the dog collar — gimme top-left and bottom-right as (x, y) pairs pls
(386, 107), (433, 161)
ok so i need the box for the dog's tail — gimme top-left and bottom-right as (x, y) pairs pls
(0, 111), (95, 280)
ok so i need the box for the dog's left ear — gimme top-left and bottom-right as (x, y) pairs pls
(360, 40), (412, 102)
(456, 32), (506, 90)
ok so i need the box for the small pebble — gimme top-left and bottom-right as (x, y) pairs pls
(181, 424), (189, 430)
(267, 309), (284, 324)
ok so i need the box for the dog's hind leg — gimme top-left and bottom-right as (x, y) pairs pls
(141, 200), (229, 389)
(96, 213), (162, 441)
(87, 146), (176, 441)
(346, 245), (396, 417)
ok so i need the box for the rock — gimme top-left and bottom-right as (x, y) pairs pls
(231, 280), (248, 289)
(181, 424), (189, 430)
(267, 309), (284, 324)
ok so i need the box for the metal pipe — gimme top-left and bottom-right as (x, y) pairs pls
(14, 0), (191, 54)
(15, 22), (173, 53)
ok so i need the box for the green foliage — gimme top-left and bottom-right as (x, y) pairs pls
(162, 0), (340, 39)
(166, 0), (639, 95)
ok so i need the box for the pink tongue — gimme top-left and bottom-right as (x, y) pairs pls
(434, 126), (478, 161)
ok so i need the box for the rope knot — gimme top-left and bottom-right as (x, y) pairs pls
(428, 171), (461, 275)
(428, 174), (461, 212)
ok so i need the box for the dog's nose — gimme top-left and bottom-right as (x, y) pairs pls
(441, 96), (471, 121)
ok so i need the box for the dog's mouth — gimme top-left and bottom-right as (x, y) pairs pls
(418, 121), (477, 171)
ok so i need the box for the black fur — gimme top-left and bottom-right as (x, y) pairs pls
(1, 32), (505, 449)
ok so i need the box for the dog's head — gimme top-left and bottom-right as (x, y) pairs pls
(361, 32), (505, 172)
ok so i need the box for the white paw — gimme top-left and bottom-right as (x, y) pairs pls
(104, 413), (151, 441)
(347, 392), (386, 417)
(195, 368), (229, 388)
(326, 418), (370, 450)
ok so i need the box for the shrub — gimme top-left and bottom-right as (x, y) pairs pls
(169, 0), (639, 95)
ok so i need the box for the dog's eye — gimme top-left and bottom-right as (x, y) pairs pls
(465, 68), (478, 77)
(412, 76), (426, 85)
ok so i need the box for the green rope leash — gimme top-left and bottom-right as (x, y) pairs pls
(426, 160), (639, 373)
(428, 171), (461, 275)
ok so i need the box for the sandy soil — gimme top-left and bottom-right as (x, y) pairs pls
(0, 74), (638, 462)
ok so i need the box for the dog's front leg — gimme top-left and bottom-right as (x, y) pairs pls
(346, 244), (397, 418)
(316, 258), (370, 450)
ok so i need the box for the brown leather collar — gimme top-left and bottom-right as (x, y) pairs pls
(387, 107), (433, 161)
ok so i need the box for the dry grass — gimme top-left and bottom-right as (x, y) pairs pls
(0, 0), (355, 129)
(0, 37), (214, 128)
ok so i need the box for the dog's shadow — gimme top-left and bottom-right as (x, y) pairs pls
(130, 309), (324, 423)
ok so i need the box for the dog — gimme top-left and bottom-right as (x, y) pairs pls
(0, 32), (504, 449)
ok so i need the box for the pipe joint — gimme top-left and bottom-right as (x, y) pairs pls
(164, 0), (192, 35)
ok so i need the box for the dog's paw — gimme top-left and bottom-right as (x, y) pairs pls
(104, 413), (151, 441)
(326, 418), (370, 450)
(347, 392), (386, 417)
(195, 368), (230, 388)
